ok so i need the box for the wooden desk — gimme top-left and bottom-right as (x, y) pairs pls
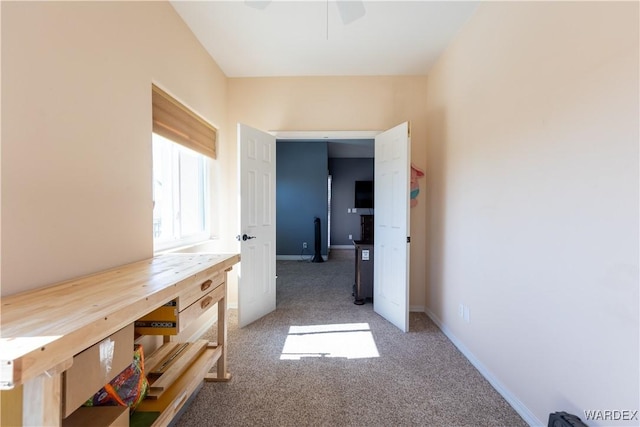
(0, 252), (240, 426)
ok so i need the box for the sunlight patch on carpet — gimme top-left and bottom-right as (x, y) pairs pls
(280, 323), (380, 360)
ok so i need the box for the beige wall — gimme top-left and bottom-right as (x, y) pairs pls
(425, 2), (639, 425)
(1, 2), (429, 309)
(1, 1), (229, 296)
(5, 1), (637, 422)
(227, 76), (429, 309)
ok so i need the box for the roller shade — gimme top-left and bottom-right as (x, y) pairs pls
(152, 84), (217, 159)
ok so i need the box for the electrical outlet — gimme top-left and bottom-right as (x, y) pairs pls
(302, 242), (307, 249)
(348, 234), (352, 240)
(458, 304), (464, 318)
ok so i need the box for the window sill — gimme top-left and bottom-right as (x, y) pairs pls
(155, 238), (222, 255)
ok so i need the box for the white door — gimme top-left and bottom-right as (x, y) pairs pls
(238, 123), (276, 328)
(374, 122), (411, 332)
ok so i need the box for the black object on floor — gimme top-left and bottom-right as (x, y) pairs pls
(548, 412), (588, 427)
(311, 217), (324, 263)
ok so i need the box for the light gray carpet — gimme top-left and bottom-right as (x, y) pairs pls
(175, 251), (527, 427)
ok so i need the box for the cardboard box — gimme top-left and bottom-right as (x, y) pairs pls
(62, 406), (129, 427)
(63, 323), (134, 418)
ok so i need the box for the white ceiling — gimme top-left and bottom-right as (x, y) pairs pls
(170, 1), (479, 77)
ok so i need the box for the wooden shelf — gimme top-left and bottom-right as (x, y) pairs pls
(146, 340), (209, 400)
(62, 406), (129, 427)
(137, 346), (221, 426)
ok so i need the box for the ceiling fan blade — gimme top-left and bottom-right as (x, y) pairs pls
(245, 0), (272, 11)
(336, 0), (366, 25)
(244, 0), (366, 26)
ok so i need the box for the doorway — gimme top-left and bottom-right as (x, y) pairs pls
(239, 125), (410, 331)
(274, 131), (377, 261)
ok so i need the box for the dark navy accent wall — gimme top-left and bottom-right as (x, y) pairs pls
(328, 158), (374, 246)
(276, 141), (328, 256)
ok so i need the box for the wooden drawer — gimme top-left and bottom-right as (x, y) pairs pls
(178, 285), (223, 333)
(62, 406), (129, 427)
(62, 324), (134, 418)
(135, 283), (223, 336)
(178, 270), (224, 311)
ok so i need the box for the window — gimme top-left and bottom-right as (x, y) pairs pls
(151, 84), (217, 252)
(153, 133), (209, 251)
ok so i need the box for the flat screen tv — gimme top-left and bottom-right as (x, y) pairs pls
(354, 180), (373, 209)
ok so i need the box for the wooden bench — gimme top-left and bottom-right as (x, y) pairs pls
(0, 252), (240, 426)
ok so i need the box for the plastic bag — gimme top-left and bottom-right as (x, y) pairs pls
(85, 344), (149, 411)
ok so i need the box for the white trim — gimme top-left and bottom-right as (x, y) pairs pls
(409, 305), (425, 312)
(276, 255), (327, 261)
(423, 308), (542, 427)
(330, 245), (354, 250)
(155, 238), (220, 256)
(271, 130), (381, 140)
(154, 232), (211, 254)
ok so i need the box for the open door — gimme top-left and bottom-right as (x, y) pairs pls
(374, 122), (411, 332)
(237, 123), (276, 328)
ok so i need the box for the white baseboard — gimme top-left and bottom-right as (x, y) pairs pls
(276, 255), (327, 261)
(410, 305), (425, 312)
(423, 308), (542, 427)
(330, 245), (353, 250)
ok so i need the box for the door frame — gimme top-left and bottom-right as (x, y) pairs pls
(273, 130), (381, 140)
(272, 130), (381, 258)
(267, 129), (412, 329)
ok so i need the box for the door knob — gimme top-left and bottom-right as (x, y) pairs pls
(236, 234), (256, 241)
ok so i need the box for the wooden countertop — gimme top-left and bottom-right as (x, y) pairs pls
(0, 252), (240, 389)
